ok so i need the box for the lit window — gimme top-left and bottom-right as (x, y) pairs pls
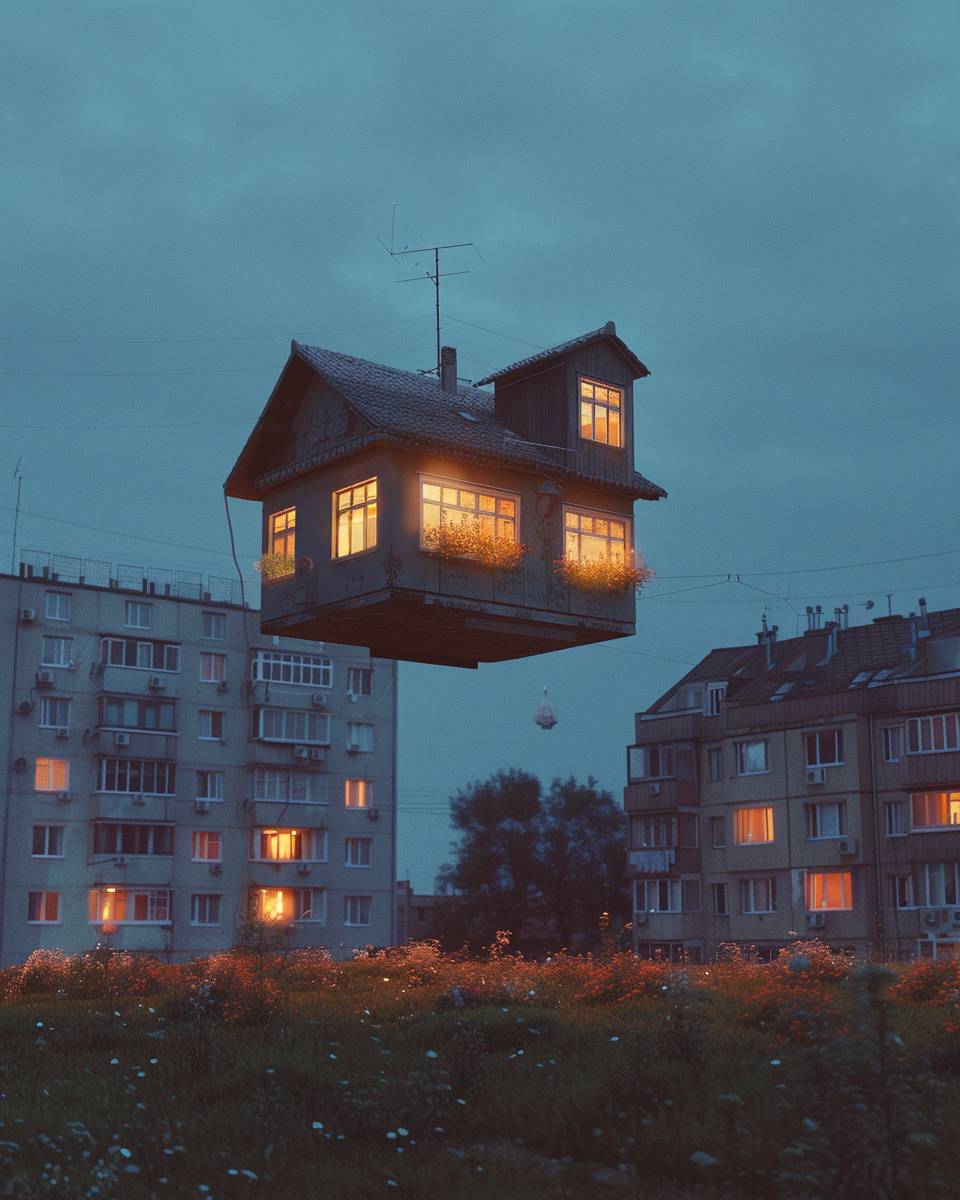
(124, 601), (152, 630)
(200, 653), (226, 683)
(251, 650), (332, 687)
(269, 507), (296, 561)
(805, 729), (843, 768)
(202, 611), (226, 640)
(32, 826), (64, 857)
(198, 710), (224, 740)
(735, 740), (768, 775)
(347, 667), (373, 697)
(196, 771), (225, 802)
(35, 757), (69, 792)
(806, 801), (847, 839)
(628, 744), (676, 780)
(345, 779), (372, 809)
(579, 377), (623, 447)
(805, 871), (852, 911)
(191, 895), (221, 926)
(41, 636), (72, 667)
(739, 877), (776, 914)
(251, 827), (326, 862)
(563, 507), (629, 565)
(38, 697), (70, 731)
(253, 708), (330, 745)
(344, 896), (372, 926)
(251, 887), (325, 923)
(420, 477), (518, 548)
(347, 722), (374, 752)
(28, 892), (60, 923)
(733, 807), (775, 845)
(334, 478), (377, 558)
(907, 714), (960, 754)
(44, 591), (71, 621)
(346, 837), (372, 867)
(192, 831), (222, 862)
(911, 791), (960, 829)
(89, 888), (171, 924)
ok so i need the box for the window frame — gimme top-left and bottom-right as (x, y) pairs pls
(35, 757), (69, 792)
(881, 725), (903, 763)
(344, 895), (372, 927)
(251, 649), (332, 688)
(190, 894), (222, 927)
(44, 591), (72, 621)
(250, 827), (328, 863)
(201, 610), (227, 641)
(38, 696), (70, 731)
(805, 800), (848, 840)
(333, 477), (378, 560)
(345, 837), (372, 867)
(562, 504), (631, 566)
(28, 891), (61, 923)
(578, 375), (624, 448)
(268, 507), (296, 563)
(93, 823), (175, 857)
(191, 830), (223, 862)
(123, 600), (153, 630)
(251, 767), (328, 805)
(418, 473), (520, 552)
(347, 667), (373, 697)
(907, 713), (960, 755)
(711, 881), (729, 916)
(196, 770), (225, 802)
(198, 710), (224, 740)
(347, 722), (374, 752)
(97, 758), (176, 797)
(344, 779), (372, 809)
(733, 806), (775, 845)
(739, 877), (777, 914)
(32, 825), (65, 858)
(89, 887), (172, 925)
(735, 739), (769, 776)
(253, 707), (331, 745)
(910, 791), (960, 831)
(41, 636), (72, 667)
(805, 870), (853, 911)
(97, 695), (176, 734)
(805, 729), (844, 768)
(100, 637), (181, 673)
(634, 878), (682, 913)
(628, 744), (677, 781)
(199, 652), (227, 684)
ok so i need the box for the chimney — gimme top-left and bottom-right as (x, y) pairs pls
(440, 345), (458, 394)
(918, 596), (929, 636)
(825, 620), (839, 662)
(756, 614), (778, 671)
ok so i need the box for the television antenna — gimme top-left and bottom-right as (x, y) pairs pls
(10, 457), (23, 574)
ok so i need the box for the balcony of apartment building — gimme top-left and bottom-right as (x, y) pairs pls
(624, 740), (697, 813)
(246, 826), (329, 888)
(628, 812), (701, 876)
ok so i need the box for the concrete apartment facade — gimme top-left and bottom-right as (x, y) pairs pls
(625, 602), (960, 962)
(0, 551), (398, 967)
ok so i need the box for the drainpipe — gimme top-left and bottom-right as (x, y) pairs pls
(867, 714), (888, 960)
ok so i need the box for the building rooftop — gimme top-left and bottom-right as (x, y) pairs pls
(473, 320), (650, 385)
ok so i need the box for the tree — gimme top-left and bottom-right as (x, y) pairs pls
(433, 769), (627, 953)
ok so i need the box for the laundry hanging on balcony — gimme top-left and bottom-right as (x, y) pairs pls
(534, 687), (558, 730)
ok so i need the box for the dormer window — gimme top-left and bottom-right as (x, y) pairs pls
(579, 377), (622, 447)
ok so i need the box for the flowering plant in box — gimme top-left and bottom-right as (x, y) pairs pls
(556, 554), (653, 594)
(423, 520), (528, 571)
(254, 552), (295, 582)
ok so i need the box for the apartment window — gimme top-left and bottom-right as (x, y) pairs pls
(907, 714), (960, 754)
(733, 806), (775, 845)
(347, 667), (373, 697)
(806, 800), (848, 839)
(99, 696), (175, 732)
(192, 831), (222, 862)
(250, 887), (326, 923)
(707, 747), (723, 781)
(253, 708), (330, 745)
(709, 816), (726, 848)
(196, 771), (225, 802)
(269, 507), (296, 561)
(419, 477), (518, 548)
(32, 826), (64, 857)
(705, 683), (726, 717)
(202, 611), (226, 640)
(98, 758), (176, 796)
(44, 591), (71, 621)
(251, 828), (327, 863)
(93, 824), (174, 856)
(891, 874), (914, 909)
(919, 863), (960, 907)
(735, 740), (768, 775)
(344, 896), (372, 927)
(346, 837), (372, 867)
(251, 650), (332, 687)
(805, 871), (853, 911)
(191, 895), (221, 926)
(199, 710), (224, 740)
(199, 652), (226, 683)
(297, 888), (327, 922)
(89, 888), (172, 924)
(910, 791), (960, 829)
(578, 377), (623, 447)
(41, 636), (72, 667)
(884, 800), (907, 836)
(28, 892), (60, 923)
(881, 726), (903, 763)
(251, 768), (328, 805)
(711, 882), (729, 916)
(100, 638), (180, 672)
(739, 877), (776, 914)
(345, 779), (372, 809)
(347, 722), (374, 752)
(124, 601), (152, 630)
(631, 814), (677, 849)
(334, 478), (378, 558)
(805, 729), (844, 768)
(628, 744), (677, 780)
(38, 697), (70, 730)
(634, 879), (682, 913)
(563, 507), (629, 565)
(35, 757), (69, 792)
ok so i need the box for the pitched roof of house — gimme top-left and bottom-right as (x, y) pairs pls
(473, 320), (650, 385)
(225, 340), (666, 501)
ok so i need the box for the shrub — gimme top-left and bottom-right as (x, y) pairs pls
(254, 552), (295, 582)
(555, 555), (653, 594)
(422, 521), (528, 570)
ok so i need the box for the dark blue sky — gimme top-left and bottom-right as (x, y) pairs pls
(3, 2), (958, 889)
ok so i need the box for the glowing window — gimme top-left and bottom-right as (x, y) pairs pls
(251, 827), (326, 862)
(35, 757), (69, 792)
(733, 806), (775, 845)
(563, 507), (629, 565)
(420, 477), (518, 546)
(334, 478), (377, 558)
(88, 888), (171, 923)
(251, 887), (325, 923)
(269, 507), (296, 561)
(911, 791), (960, 829)
(805, 871), (852, 911)
(579, 377), (623, 447)
(345, 779), (372, 808)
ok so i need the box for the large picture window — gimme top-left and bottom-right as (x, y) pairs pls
(733, 806), (775, 845)
(252, 708), (330, 745)
(907, 713), (960, 754)
(89, 888), (172, 924)
(579, 377), (623, 447)
(334, 479), (377, 558)
(251, 650), (332, 688)
(420, 477), (518, 545)
(805, 871), (852, 911)
(251, 887), (326, 923)
(563, 507), (629, 565)
(98, 696), (175, 733)
(250, 827), (327, 862)
(911, 791), (960, 830)
(97, 758), (176, 796)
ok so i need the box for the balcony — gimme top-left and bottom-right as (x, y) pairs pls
(90, 793), (177, 822)
(624, 778), (698, 812)
(628, 847), (701, 875)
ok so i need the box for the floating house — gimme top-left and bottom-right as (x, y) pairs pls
(224, 321), (666, 668)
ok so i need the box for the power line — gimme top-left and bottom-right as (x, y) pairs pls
(0, 416), (257, 432)
(656, 546), (960, 580)
(445, 314), (546, 350)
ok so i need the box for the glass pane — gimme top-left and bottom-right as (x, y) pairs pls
(609, 411), (621, 445)
(459, 491), (475, 509)
(479, 494), (496, 512)
(580, 401), (593, 438)
(422, 482), (441, 501)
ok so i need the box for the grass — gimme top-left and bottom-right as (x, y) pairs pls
(1, 941), (960, 1198)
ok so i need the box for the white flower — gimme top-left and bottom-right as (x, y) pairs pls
(425, 1050), (438, 1059)
(312, 1122), (324, 1131)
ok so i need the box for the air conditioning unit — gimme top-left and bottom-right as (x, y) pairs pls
(633, 912), (649, 926)
(148, 676), (166, 691)
(838, 838), (858, 856)
(56, 791), (71, 803)
(311, 693), (327, 707)
(925, 910), (945, 927)
(216, 680), (229, 693)
(346, 743), (360, 754)
(367, 807), (380, 821)
(17, 700), (34, 716)
(19, 608), (36, 623)
(195, 799), (211, 814)
(55, 728), (69, 740)
(36, 670), (55, 688)
(309, 748), (326, 762)
(209, 863), (223, 876)
(297, 863), (312, 876)
(293, 746), (309, 760)
(114, 732), (131, 747)
(806, 912), (827, 929)
(805, 768), (826, 786)
(648, 781), (662, 796)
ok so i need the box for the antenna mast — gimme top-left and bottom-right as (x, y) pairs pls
(10, 458), (23, 574)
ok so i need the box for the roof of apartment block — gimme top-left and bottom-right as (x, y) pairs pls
(646, 606), (960, 714)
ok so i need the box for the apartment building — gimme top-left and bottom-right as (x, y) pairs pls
(625, 601), (960, 962)
(0, 550), (398, 967)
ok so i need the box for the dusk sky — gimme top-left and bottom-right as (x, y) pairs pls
(3, 2), (958, 890)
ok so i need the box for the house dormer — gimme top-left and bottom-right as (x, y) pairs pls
(474, 320), (650, 487)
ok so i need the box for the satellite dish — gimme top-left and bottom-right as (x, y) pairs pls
(534, 687), (557, 730)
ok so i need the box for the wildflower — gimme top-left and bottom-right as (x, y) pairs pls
(35, 1021), (43, 1028)
(770, 1059), (782, 1066)
(110, 1058), (119, 1065)
(387, 1132), (397, 1140)
(425, 1050), (438, 1059)
(397, 1128), (409, 1137)
(149, 1058), (158, 1065)
(609, 1036), (620, 1042)
(312, 1122), (324, 1131)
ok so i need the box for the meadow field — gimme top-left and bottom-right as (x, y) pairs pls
(1, 938), (958, 1199)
